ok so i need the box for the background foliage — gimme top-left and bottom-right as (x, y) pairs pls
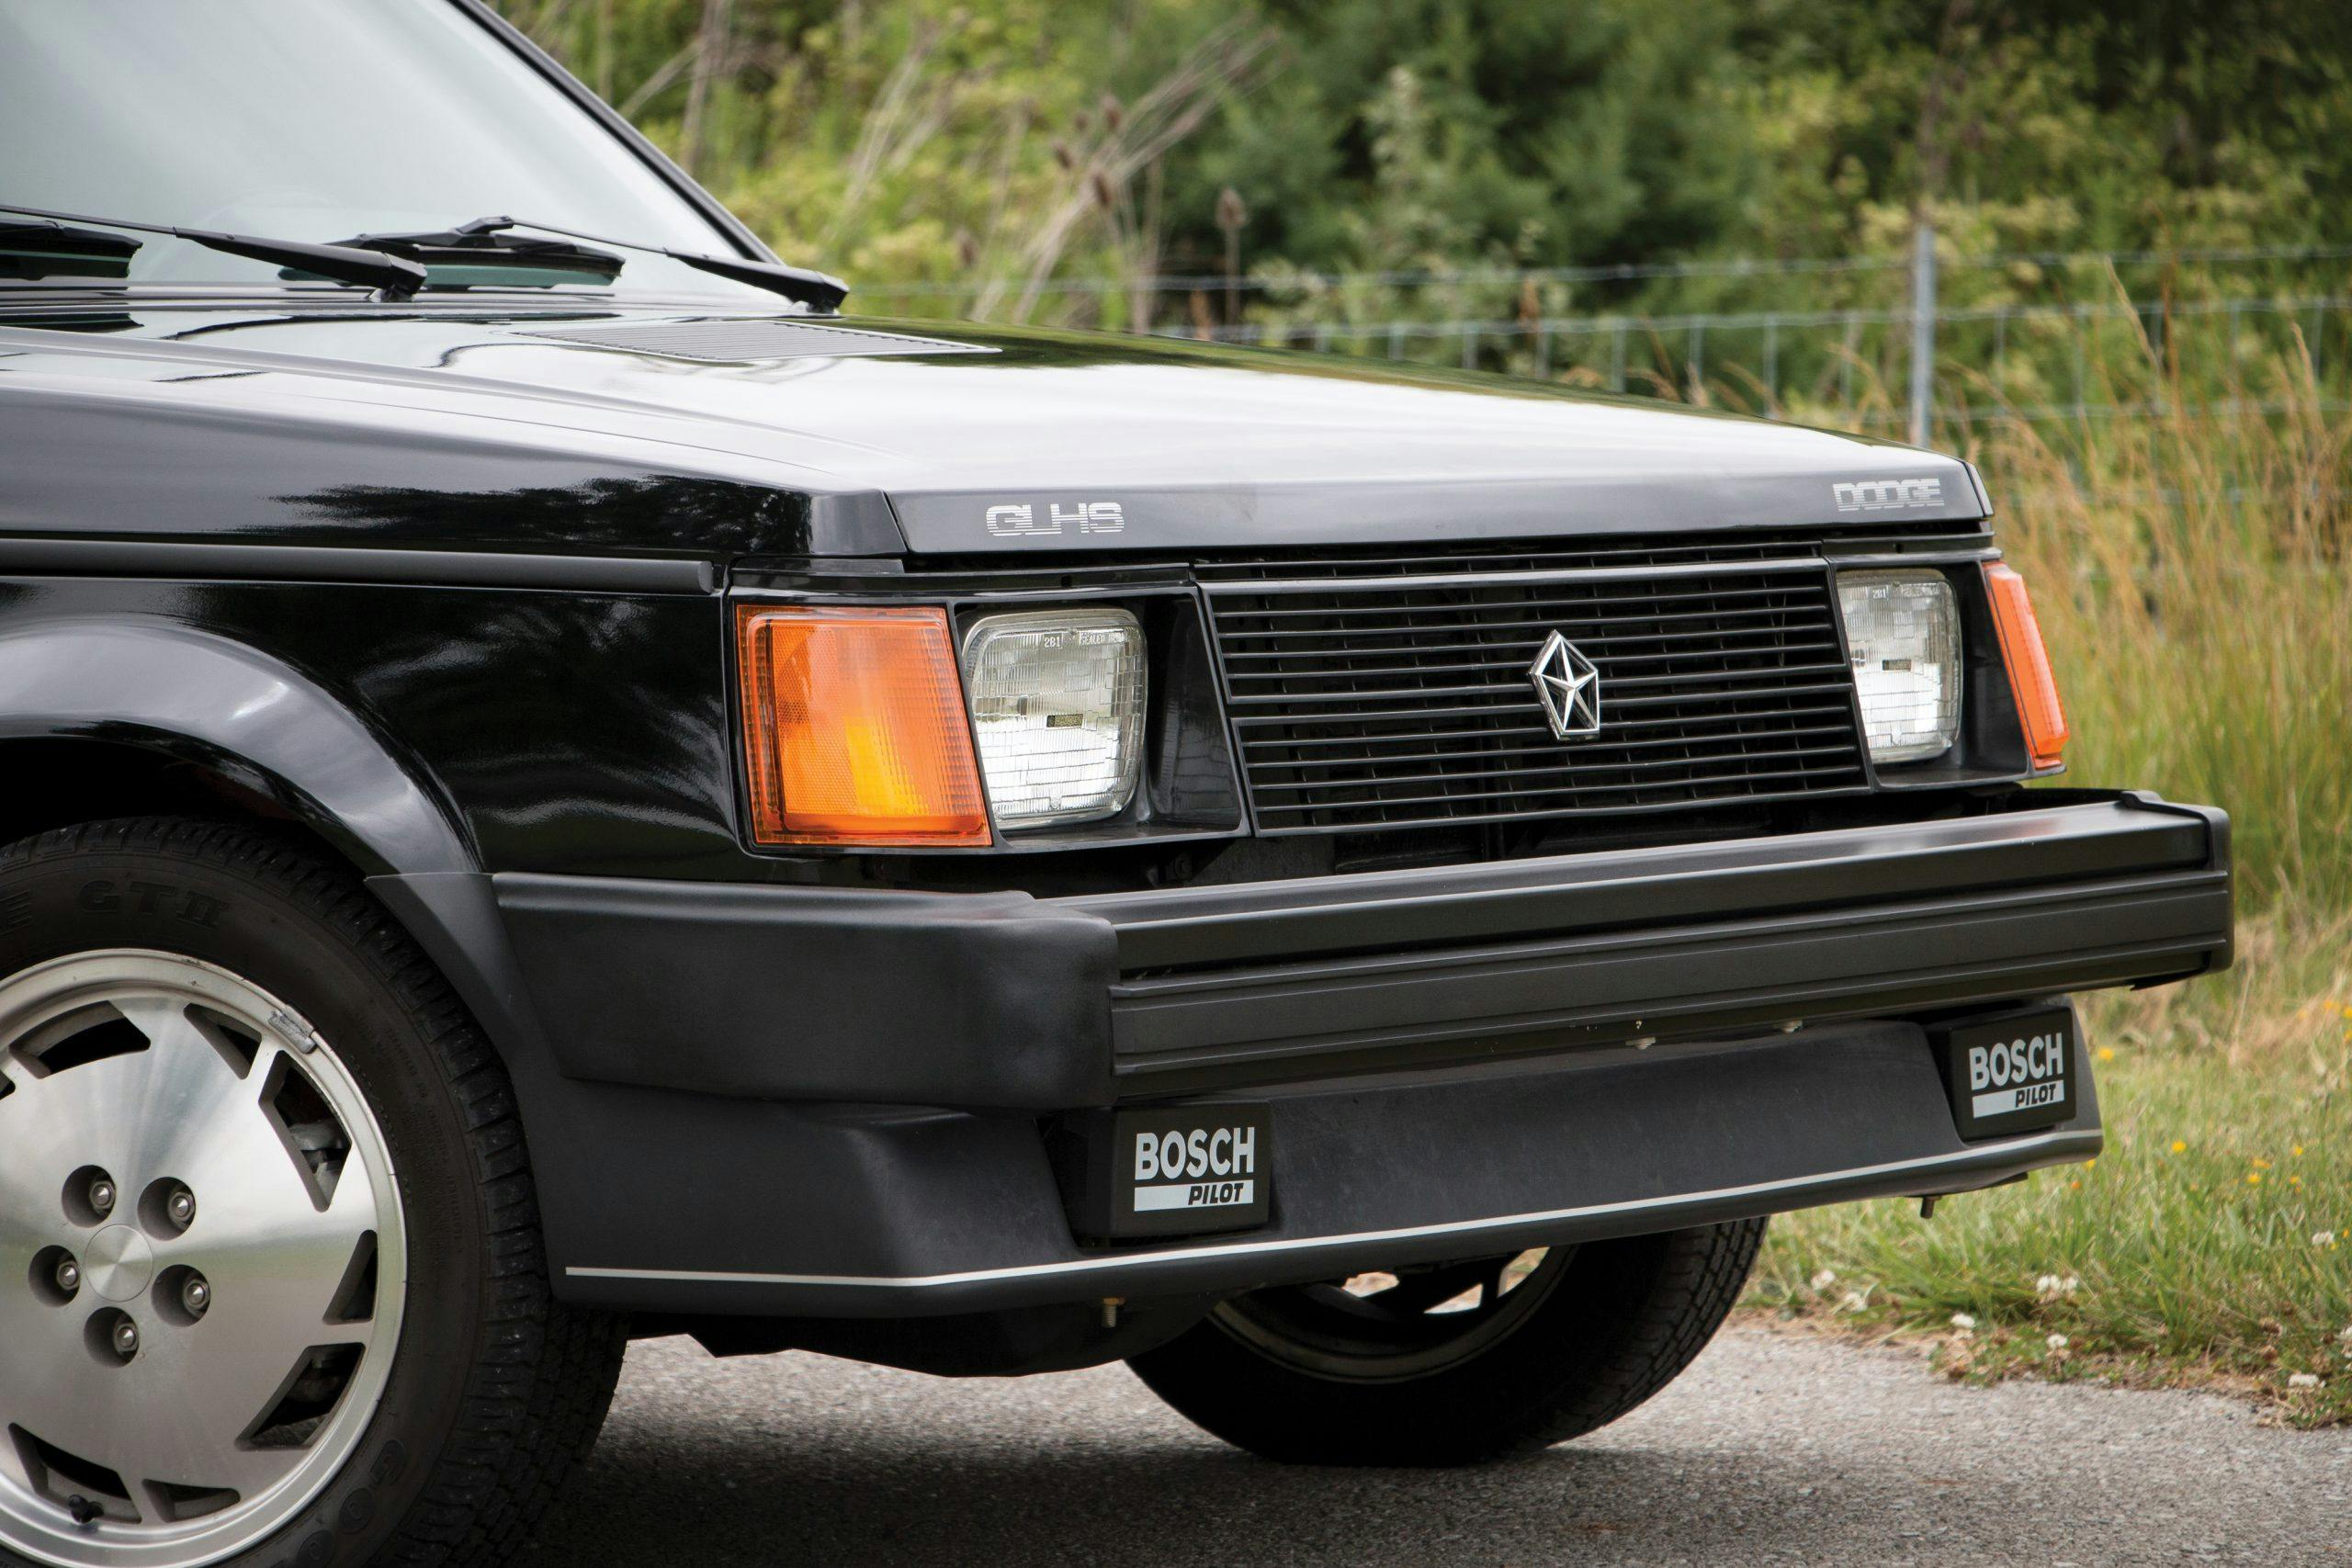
(499, 0), (2352, 321)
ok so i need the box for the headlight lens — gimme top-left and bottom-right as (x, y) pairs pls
(960, 608), (1146, 828)
(1837, 570), (1961, 763)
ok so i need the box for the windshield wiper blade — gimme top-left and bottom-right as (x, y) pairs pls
(0, 220), (141, 281)
(0, 202), (426, 298)
(367, 216), (848, 311)
(328, 225), (625, 285)
(663, 250), (851, 312)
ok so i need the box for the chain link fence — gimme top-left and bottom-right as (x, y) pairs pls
(858, 242), (2352, 434)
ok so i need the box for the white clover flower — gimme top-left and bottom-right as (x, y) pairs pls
(2288, 1372), (2324, 1391)
(1809, 1269), (1838, 1292)
(1950, 1312), (1977, 1332)
(1838, 1290), (1870, 1314)
(2315, 1231), (2341, 1250)
(2046, 1333), (2070, 1351)
(2339, 1324), (2352, 1343)
(2034, 1273), (2084, 1301)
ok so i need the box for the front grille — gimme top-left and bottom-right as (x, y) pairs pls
(1208, 549), (1873, 834)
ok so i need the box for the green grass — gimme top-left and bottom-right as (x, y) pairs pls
(1747, 909), (2352, 1424)
(1738, 323), (2352, 1420)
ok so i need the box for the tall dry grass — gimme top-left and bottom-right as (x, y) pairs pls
(1768, 299), (2352, 915)
(1750, 314), (2352, 1417)
(1962, 351), (2352, 911)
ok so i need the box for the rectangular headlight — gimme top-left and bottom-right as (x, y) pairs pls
(959, 608), (1146, 828)
(1837, 570), (1961, 763)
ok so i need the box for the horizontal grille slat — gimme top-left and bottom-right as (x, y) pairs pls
(1240, 707), (1860, 753)
(1237, 733), (1857, 775)
(1228, 661), (1852, 704)
(1214, 603), (1846, 641)
(1218, 623), (1846, 660)
(1212, 581), (1827, 622)
(1246, 743), (1862, 795)
(1250, 769), (1864, 821)
(1209, 543), (1872, 832)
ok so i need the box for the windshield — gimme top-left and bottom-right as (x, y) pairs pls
(0, 0), (769, 300)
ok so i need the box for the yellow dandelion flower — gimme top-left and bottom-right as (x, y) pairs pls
(2290, 1177), (2303, 1189)
(2096, 1046), (2116, 1063)
(2171, 1140), (2188, 1154)
(2294, 1145), (2305, 1157)
(2254, 1157), (2274, 1170)
(2246, 1172), (2264, 1186)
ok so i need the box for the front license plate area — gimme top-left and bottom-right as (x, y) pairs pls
(1931, 1005), (2078, 1139)
(1052, 1105), (1272, 1241)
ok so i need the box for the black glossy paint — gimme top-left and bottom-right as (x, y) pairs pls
(0, 291), (1997, 884)
(0, 299), (1983, 564)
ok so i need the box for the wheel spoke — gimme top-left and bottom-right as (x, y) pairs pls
(1374, 1260), (1497, 1317)
(1219, 1247), (1574, 1381)
(0, 1285), (108, 1452)
(112, 998), (269, 1189)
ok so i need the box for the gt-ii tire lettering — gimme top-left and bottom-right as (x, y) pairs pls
(75, 875), (226, 926)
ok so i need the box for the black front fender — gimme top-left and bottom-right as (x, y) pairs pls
(0, 616), (474, 876)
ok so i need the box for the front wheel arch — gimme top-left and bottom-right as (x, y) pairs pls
(0, 620), (474, 878)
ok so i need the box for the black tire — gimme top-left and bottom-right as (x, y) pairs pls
(0, 818), (624, 1568)
(1128, 1220), (1765, 1467)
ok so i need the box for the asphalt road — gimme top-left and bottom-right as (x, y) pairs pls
(530, 1325), (2352, 1567)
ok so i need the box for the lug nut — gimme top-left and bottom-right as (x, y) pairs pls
(165, 1188), (196, 1230)
(54, 1257), (82, 1295)
(87, 1179), (116, 1217)
(180, 1276), (210, 1317)
(110, 1318), (139, 1359)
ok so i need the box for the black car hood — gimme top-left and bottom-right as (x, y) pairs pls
(0, 300), (1986, 560)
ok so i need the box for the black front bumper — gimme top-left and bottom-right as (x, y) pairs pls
(374, 790), (2228, 1316)
(489, 791), (2229, 1109)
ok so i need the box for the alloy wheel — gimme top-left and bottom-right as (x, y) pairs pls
(1211, 1247), (1569, 1382)
(0, 952), (404, 1568)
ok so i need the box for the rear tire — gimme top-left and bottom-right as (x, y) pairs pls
(0, 818), (623, 1568)
(1128, 1220), (1764, 1466)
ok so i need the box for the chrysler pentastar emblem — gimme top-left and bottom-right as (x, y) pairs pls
(1529, 631), (1602, 740)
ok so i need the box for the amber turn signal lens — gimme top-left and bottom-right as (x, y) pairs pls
(736, 605), (990, 846)
(1983, 563), (2070, 769)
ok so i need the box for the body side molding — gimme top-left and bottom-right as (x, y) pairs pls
(0, 536), (716, 594)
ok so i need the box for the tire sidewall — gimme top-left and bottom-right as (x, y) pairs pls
(0, 829), (486, 1568)
(1131, 1225), (1760, 1466)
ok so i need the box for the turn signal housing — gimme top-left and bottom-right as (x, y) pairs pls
(736, 604), (990, 846)
(1983, 563), (2070, 770)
